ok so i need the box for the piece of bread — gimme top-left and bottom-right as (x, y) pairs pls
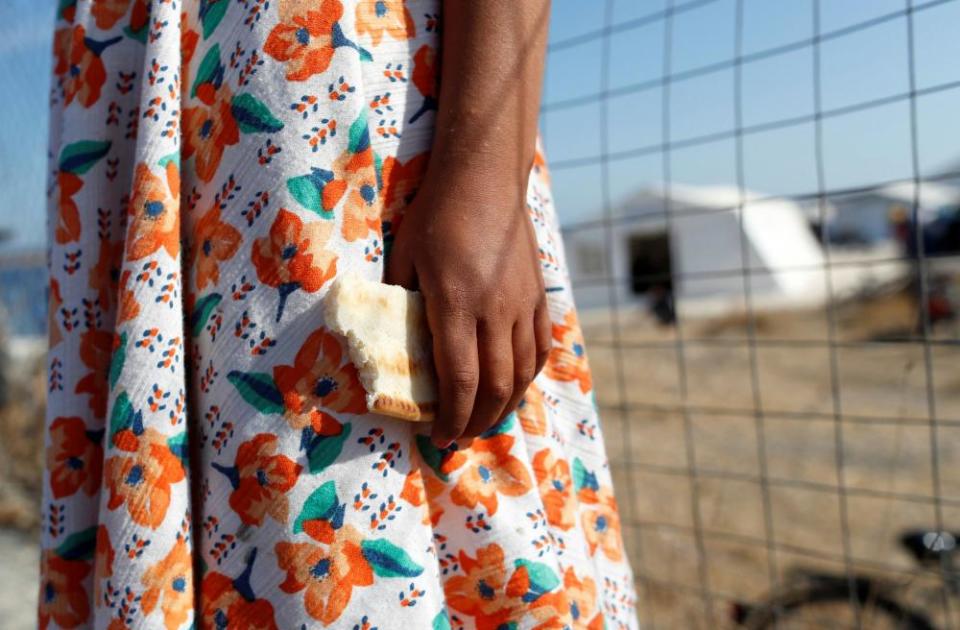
(323, 273), (437, 422)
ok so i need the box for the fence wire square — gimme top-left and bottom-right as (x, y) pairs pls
(544, 1), (960, 628)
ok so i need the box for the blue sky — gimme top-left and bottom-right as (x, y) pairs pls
(3, 0), (960, 251)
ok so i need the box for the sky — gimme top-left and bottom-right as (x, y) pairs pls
(3, 0), (960, 251)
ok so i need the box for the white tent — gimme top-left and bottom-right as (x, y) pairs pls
(827, 181), (960, 244)
(565, 184), (829, 315)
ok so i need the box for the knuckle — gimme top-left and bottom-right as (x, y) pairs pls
(449, 370), (479, 394)
(436, 282), (474, 310)
(486, 381), (513, 403)
(514, 366), (536, 388)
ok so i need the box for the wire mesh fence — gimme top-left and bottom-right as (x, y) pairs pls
(0, 1), (957, 627)
(543, 0), (960, 627)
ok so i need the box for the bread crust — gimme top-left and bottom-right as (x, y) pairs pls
(323, 273), (438, 423)
(370, 395), (436, 422)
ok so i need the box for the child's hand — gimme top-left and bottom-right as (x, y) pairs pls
(385, 171), (551, 447)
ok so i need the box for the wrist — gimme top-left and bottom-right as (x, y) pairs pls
(419, 149), (530, 204)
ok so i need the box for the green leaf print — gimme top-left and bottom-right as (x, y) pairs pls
(304, 423), (352, 474)
(373, 151), (384, 190)
(231, 93), (285, 134)
(158, 152), (180, 169)
(287, 169), (336, 219)
(479, 412), (515, 438)
(415, 434), (452, 482)
(360, 539), (424, 578)
(512, 559), (561, 601)
(109, 391), (137, 443)
(190, 293), (222, 337)
(572, 457), (599, 494)
(167, 432), (189, 468)
(293, 480), (340, 534)
(191, 44), (222, 98)
(200, 0), (230, 39)
(108, 332), (126, 390)
(347, 111), (371, 153)
(54, 526), (97, 562)
(124, 22), (148, 44)
(56, 0), (76, 20)
(432, 611), (452, 630)
(226, 371), (285, 414)
(59, 140), (111, 175)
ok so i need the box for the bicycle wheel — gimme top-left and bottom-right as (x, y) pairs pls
(739, 577), (934, 630)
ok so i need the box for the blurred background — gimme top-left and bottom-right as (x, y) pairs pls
(4, 0), (960, 628)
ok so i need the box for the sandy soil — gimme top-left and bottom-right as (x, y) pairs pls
(587, 286), (960, 628)
(0, 528), (39, 630)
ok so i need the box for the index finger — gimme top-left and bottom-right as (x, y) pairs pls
(427, 311), (479, 448)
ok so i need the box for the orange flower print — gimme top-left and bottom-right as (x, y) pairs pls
(333, 144), (380, 242)
(273, 328), (366, 430)
(182, 84), (240, 183)
(444, 544), (517, 630)
(47, 416), (103, 499)
(212, 434), (302, 526)
(104, 427), (186, 529)
(190, 205), (242, 289)
(141, 536), (193, 629)
(89, 239), (124, 309)
(75, 329), (113, 418)
(275, 525), (374, 625)
(264, 0), (369, 82)
(563, 567), (603, 630)
(54, 172), (83, 245)
(582, 491), (624, 562)
(38, 551), (91, 630)
(287, 114), (381, 241)
(379, 151), (428, 243)
(355, 0), (415, 46)
(91, 0), (131, 29)
(117, 269), (142, 324)
(532, 145), (555, 191)
(55, 139), (111, 243)
(400, 464), (446, 526)
(94, 525), (114, 603)
(532, 448), (575, 531)
(126, 160), (181, 261)
(48, 278), (64, 348)
(517, 382), (547, 436)
(409, 44), (438, 123)
(201, 548), (278, 630)
(506, 565), (571, 630)
(450, 434), (532, 516)
(252, 209), (338, 321)
(53, 27), (72, 78)
(545, 310), (592, 394)
(61, 25), (120, 108)
(402, 441), (448, 525)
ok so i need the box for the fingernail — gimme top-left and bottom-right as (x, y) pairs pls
(433, 437), (453, 449)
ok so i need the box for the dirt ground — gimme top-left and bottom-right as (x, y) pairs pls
(3, 283), (960, 628)
(587, 284), (960, 628)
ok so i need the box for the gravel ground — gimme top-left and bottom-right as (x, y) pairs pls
(588, 288), (960, 628)
(0, 528), (38, 629)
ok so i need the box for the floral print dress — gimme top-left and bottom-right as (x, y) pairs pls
(41, 1), (638, 628)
